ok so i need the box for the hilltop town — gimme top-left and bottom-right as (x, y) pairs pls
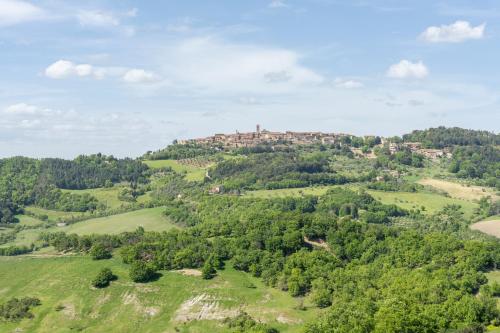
(178, 125), (340, 147)
(177, 125), (451, 160)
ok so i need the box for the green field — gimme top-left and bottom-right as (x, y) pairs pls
(57, 207), (178, 235)
(246, 185), (345, 198)
(1, 207), (178, 248)
(366, 190), (477, 217)
(144, 160), (207, 182)
(245, 185), (478, 217)
(0, 256), (318, 333)
(62, 186), (151, 210)
(25, 206), (87, 222)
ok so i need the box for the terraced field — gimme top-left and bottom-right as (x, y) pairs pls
(0, 256), (318, 333)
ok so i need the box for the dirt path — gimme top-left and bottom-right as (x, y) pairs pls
(471, 220), (500, 238)
(304, 237), (330, 250)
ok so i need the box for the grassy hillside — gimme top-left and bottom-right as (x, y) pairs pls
(0, 256), (317, 333)
(366, 189), (477, 217)
(57, 207), (178, 235)
(245, 185), (343, 198)
(246, 185), (478, 217)
(418, 178), (499, 201)
(62, 186), (152, 209)
(144, 160), (208, 182)
(1, 207), (177, 248)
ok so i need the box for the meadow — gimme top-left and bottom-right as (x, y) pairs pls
(56, 207), (178, 235)
(62, 186), (151, 210)
(245, 183), (479, 217)
(417, 178), (499, 201)
(245, 185), (346, 198)
(1, 207), (177, 248)
(366, 189), (478, 217)
(144, 159), (208, 182)
(0, 256), (318, 333)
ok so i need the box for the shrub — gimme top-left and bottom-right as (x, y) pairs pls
(89, 243), (112, 260)
(224, 312), (279, 333)
(129, 261), (156, 283)
(202, 260), (216, 280)
(0, 297), (41, 321)
(92, 268), (116, 288)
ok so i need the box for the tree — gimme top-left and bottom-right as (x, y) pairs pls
(311, 278), (332, 308)
(202, 258), (216, 279)
(89, 243), (112, 260)
(129, 261), (156, 283)
(287, 268), (307, 297)
(92, 268), (116, 288)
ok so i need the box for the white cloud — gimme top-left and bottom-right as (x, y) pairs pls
(45, 60), (97, 79)
(420, 21), (485, 43)
(386, 60), (429, 79)
(75, 64), (93, 76)
(334, 78), (364, 89)
(77, 10), (119, 27)
(0, 102), (158, 157)
(123, 69), (161, 84)
(0, 0), (45, 26)
(45, 60), (160, 84)
(162, 36), (323, 94)
(4, 103), (40, 115)
(269, 0), (287, 8)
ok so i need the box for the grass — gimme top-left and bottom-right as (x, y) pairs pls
(246, 185), (356, 198)
(62, 186), (151, 210)
(245, 184), (478, 217)
(366, 189), (477, 217)
(417, 178), (498, 201)
(56, 207), (178, 235)
(0, 256), (318, 333)
(1, 207), (179, 248)
(24, 206), (87, 222)
(144, 160), (208, 182)
(470, 216), (500, 239)
(17, 215), (45, 227)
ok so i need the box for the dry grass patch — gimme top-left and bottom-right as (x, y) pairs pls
(470, 220), (500, 238)
(418, 178), (498, 201)
(173, 293), (239, 322)
(174, 269), (202, 277)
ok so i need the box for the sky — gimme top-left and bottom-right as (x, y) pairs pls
(0, 0), (499, 158)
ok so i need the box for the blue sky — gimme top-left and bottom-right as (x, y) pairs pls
(0, 0), (499, 157)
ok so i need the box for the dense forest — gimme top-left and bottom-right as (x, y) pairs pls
(144, 143), (219, 160)
(210, 152), (374, 191)
(403, 127), (500, 148)
(449, 145), (500, 189)
(0, 155), (149, 223)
